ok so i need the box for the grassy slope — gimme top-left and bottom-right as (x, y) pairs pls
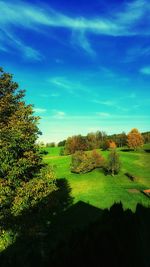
(0, 145), (150, 255)
(40, 146), (62, 156)
(43, 147), (150, 212)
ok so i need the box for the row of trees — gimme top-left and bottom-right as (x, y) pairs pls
(60, 128), (144, 155)
(39, 130), (149, 152)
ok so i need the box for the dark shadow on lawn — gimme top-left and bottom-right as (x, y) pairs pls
(40, 150), (49, 155)
(0, 183), (150, 267)
(144, 149), (150, 153)
(120, 148), (134, 152)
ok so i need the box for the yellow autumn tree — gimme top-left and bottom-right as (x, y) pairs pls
(109, 141), (117, 149)
(127, 128), (144, 150)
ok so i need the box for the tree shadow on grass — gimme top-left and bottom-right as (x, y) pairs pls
(120, 148), (134, 152)
(50, 202), (150, 267)
(144, 149), (150, 153)
(40, 150), (49, 155)
(0, 181), (150, 267)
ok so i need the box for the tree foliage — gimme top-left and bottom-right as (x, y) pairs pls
(58, 140), (66, 147)
(65, 135), (88, 154)
(0, 68), (42, 183)
(87, 132), (100, 150)
(101, 140), (110, 151)
(71, 150), (104, 174)
(106, 150), (121, 176)
(109, 141), (117, 149)
(142, 131), (150, 144)
(127, 128), (144, 150)
(46, 142), (55, 147)
(11, 166), (56, 216)
(0, 68), (57, 218)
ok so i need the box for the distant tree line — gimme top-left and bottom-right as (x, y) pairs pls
(62, 131), (123, 155)
(57, 129), (146, 155)
(141, 131), (150, 144)
(39, 130), (149, 153)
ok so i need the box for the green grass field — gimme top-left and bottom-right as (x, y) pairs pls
(43, 146), (150, 212)
(1, 145), (150, 261)
(40, 146), (62, 156)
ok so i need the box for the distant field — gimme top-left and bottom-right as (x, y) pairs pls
(40, 146), (62, 156)
(43, 146), (150, 211)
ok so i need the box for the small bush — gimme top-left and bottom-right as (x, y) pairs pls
(71, 150), (104, 174)
(40, 150), (48, 155)
(59, 147), (65, 156)
(105, 150), (121, 176)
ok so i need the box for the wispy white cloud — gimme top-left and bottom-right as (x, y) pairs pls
(0, 28), (43, 61)
(92, 94), (141, 113)
(45, 112), (150, 121)
(34, 108), (47, 113)
(49, 76), (72, 90)
(71, 30), (96, 56)
(51, 93), (60, 97)
(92, 99), (116, 106)
(115, 0), (147, 26)
(49, 76), (75, 95)
(96, 112), (111, 118)
(21, 46), (43, 61)
(1, 0), (148, 34)
(48, 76), (90, 95)
(125, 45), (150, 63)
(0, 0), (149, 56)
(52, 110), (66, 119)
(140, 66), (150, 75)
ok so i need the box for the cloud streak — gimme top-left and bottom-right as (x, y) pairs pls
(140, 66), (150, 75)
(49, 76), (90, 95)
(0, 0), (150, 56)
(34, 108), (47, 113)
(52, 110), (66, 119)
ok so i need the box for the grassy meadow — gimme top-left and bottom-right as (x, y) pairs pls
(1, 145), (150, 262)
(43, 145), (150, 212)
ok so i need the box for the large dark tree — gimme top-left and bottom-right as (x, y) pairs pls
(0, 67), (42, 183)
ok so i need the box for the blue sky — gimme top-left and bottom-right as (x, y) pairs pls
(0, 0), (150, 142)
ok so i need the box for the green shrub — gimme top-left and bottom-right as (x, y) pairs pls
(71, 150), (104, 174)
(106, 150), (121, 176)
(59, 147), (65, 156)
